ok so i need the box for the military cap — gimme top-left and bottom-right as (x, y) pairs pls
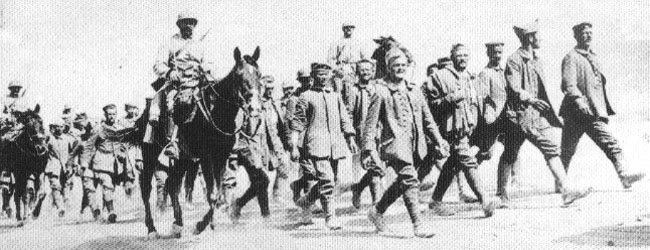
(261, 75), (275, 83)
(342, 22), (355, 28)
(513, 19), (539, 38)
(356, 58), (376, 67)
(450, 43), (468, 55)
(296, 69), (310, 80)
(102, 104), (117, 112)
(73, 112), (88, 123)
(177, 11), (198, 25)
(485, 42), (505, 52)
(384, 48), (407, 66)
(437, 57), (451, 64)
(7, 80), (22, 89)
(311, 62), (332, 74)
(572, 22), (592, 35)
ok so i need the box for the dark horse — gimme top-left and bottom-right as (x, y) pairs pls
(0, 105), (48, 226)
(371, 36), (415, 79)
(133, 47), (262, 238)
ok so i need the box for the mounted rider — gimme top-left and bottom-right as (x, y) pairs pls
(149, 11), (215, 159)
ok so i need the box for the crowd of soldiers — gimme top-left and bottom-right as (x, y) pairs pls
(0, 13), (645, 238)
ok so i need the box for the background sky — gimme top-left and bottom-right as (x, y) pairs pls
(0, 0), (649, 123)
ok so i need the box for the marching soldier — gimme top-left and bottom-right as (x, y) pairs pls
(229, 80), (286, 222)
(258, 76), (291, 204)
(79, 104), (130, 223)
(118, 103), (142, 197)
(291, 62), (358, 230)
(280, 81), (296, 111)
(472, 42), (512, 202)
(66, 112), (102, 220)
(498, 19), (591, 206)
(424, 44), (496, 217)
(363, 48), (448, 238)
(559, 22), (644, 189)
(347, 59), (383, 209)
(287, 69), (316, 203)
(150, 11), (215, 159)
(328, 22), (368, 75)
(36, 120), (78, 218)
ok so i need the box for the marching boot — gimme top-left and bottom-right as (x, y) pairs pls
(614, 160), (645, 189)
(321, 199), (341, 230)
(229, 199), (242, 224)
(369, 176), (382, 206)
(547, 157), (592, 205)
(404, 188), (434, 238)
(351, 172), (372, 209)
(464, 168), (496, 217)
(106, 201), (117, 224)
(368, 206), (386, 232)
(295, 196), (313, 225)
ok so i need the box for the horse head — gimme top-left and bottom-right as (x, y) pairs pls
(14, 104), (48, 157)
(230, 46), (262, 110)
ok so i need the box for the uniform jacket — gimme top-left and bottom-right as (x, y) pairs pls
(293, 86), (355, 159)
(44, 134), (78, 175)
(328, 37), (368, 67)
(363, 79), (445, 165)
(505, 48), (562, 128)
(477, 64), (508, 124)
(423, 67), (479, 139)
(233, 106), (284, 169)
(80, 122), (130, 174)
(345, 80), (379, 141)
(559, 47), (614, 118)
(153, 33), (214, 88)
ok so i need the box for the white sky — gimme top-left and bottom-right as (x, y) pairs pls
(1, 0), (649, 123)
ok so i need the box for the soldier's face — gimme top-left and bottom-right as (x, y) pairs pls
(488, 48), (503, 62)
(528, 33), (541, 49)
(178, 20), (196, 38)
(576, 27), (593, 47)
(389, 57), (408, 80)
(104, 108), (117, 124)
(263, 86), (274, 98)
(313, 71), (331, 86)
(51, 125), (63, 136)
(452, 48), (470, 70)
(8, 87), (21, 96)
(357, 62), (375, 82)
(343, 26), (354, 37)
(126, 107), (139, 117)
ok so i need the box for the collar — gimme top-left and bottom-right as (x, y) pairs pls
(574, 47), (596, 56)
(444, 67), (472, 80)
(172, 33), (194, 42)
(356, 80), (371, 89)
(385, 80), (409, 93)
(486, 62), (503, 71)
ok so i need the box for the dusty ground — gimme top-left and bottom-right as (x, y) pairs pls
(1, 122), (650, 249)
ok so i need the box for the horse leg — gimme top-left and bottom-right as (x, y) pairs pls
(140, 159), (158, 238)
(167, 160), (185, 238)
(13, 176), (26, 226)
(194, 157), (215, 235)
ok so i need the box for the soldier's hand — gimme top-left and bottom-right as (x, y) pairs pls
(436, 140), (451, 159)
(448, 91), (466, 103)
(290, 147), (300, 161)
(575, 98), (591, 116)
(529, 98), (550, 111)
(168, 70), (182, 82)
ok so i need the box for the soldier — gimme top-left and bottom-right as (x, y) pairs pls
(363, 48), (448, 238)
(437, 57), (452, 69)
(291, 62), (358, 230)
(559, 22), (644, 189)
(280, 81), (296, 111)
(37, 120), (78, 218)
(498, 19), (591, 206)
(65, 112), (101, 220)
(150, 11), (215, 159)
(423, 44), (496, 217)
(229, 80), (286, 222)
(426, 63), (438, 76)
(79, 104), (130, 223)
(328, 22), (368, 75)
(471, 42), (512, 202)
(118, 103), (142, 197)
(287, 69), (316, 202)
(0, 80), (30, 218)
(254, 75), (291, 204)
(347, 59), (383, 209)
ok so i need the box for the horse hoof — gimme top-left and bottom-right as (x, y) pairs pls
(194, 221), (208, 235)
(172, 224), (183, 238)
(146, 231), (160, 240)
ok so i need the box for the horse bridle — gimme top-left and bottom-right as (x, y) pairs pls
(13, 128), (47, 158)
(200, 81), (247, 137)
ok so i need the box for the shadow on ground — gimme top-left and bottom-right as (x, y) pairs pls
(556, 224), (650, 247)
(68, 235), (190, 250)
